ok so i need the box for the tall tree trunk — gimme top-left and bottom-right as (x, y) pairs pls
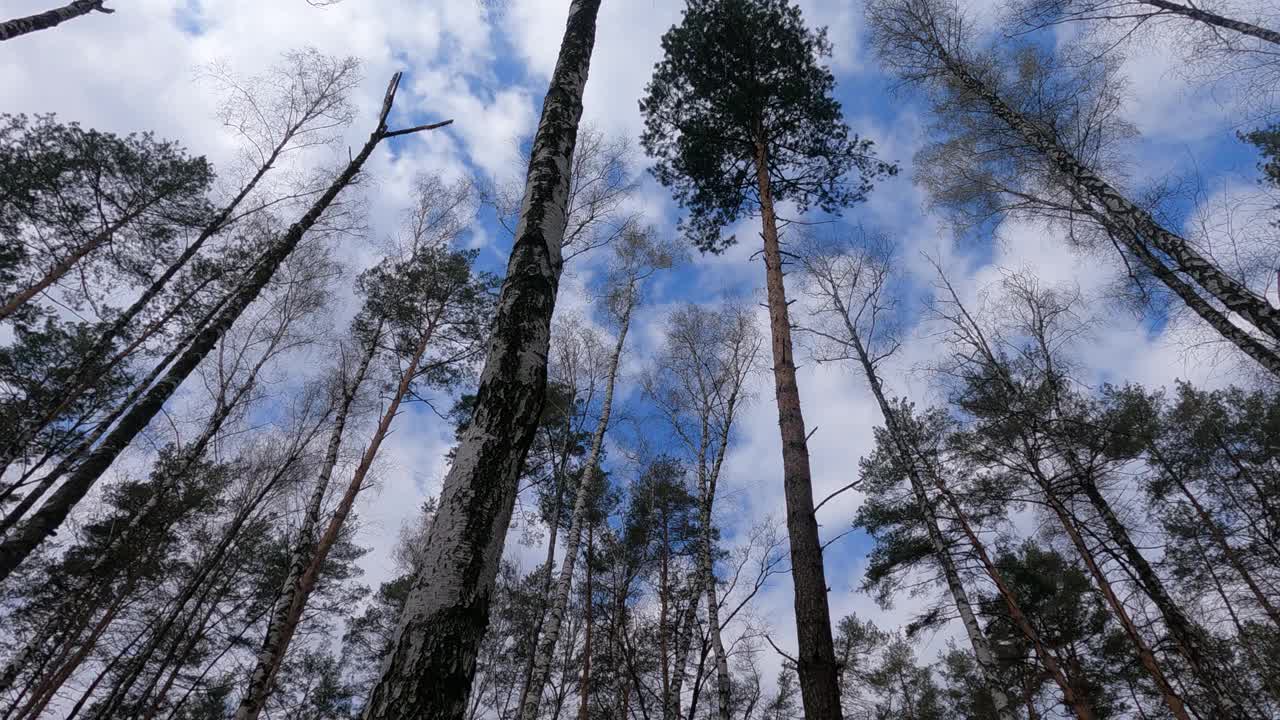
(700, 510), (731, 720)
(752, 139), (843, 720)
(932, 39), (1280, 358)
(518, 436), (569, 715)
(358, 4), (599, 716)
(520, 285), (633, 720)
(695, 391), (741, 720)
(0, 74), (443, 582)
(0, 0), (112, 41)
(578, 525), (594, 720)
(1139, 0), (1280, 45)
(660, 517), (673, 720)
(234, 314), (440, 720)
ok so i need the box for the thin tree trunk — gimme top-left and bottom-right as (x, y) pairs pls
(520, 285), (634, 720)
(669, 575), (702, 720)
(0, 74), (442, 583)
(358, 4), (599, 715)
(752, 139), (843, 720)
(0, 0), (112, 41)
(660, 516), (673, 720)
(1076, 476), (1246, 718)
(578, 525), (594, 720)
(934, 40), (1280, 354)
(518, 453), (567, 715)
(1152, 447), (1280, 629)
(1140, 0), (1280, 45)
(696, 394), (740, 720)
(233, 314), (438, 720)
(828, 289), (1017, 720)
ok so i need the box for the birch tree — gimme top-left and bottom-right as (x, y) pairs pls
(639, 3), (896, 716)
(358, 2), (604, 716)
(867, 0), (1280, 376)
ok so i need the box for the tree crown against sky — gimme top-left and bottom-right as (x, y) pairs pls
(639, 0), (897, 253)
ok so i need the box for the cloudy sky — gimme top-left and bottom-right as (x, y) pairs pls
(4, 0), (1275, 690)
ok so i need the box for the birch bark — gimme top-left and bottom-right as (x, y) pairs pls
(358, 5), (601, 716)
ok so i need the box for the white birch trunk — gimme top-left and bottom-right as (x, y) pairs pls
(357, 6), (601, 715)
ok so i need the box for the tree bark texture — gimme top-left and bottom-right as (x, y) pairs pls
(357, 4), (600, 717)
(0, 74), (435, 583)
(0, 1), (113, 42)
(752, 141), (844, 720)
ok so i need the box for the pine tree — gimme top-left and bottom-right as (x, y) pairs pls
(639, 3), (896, 716)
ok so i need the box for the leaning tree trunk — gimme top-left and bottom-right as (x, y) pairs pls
(0, 1), (113, 41)
(922, 467), (1096, 720)
(0, 286), (237, 534)
(0, 74), (447, 583)
(933, 41), (1280, 355)
(752, 139), (843, 720)
(1139, 0), (1280, 45)
(359, 3), (600, 717)
(1075, 472), (1247, 718)
(843, 342), (1016, 719)
(822, 290), (1018, 719)
(231, 327), (383, 720)
(519, 284), (633, 720)
(0, 122), (301, 476)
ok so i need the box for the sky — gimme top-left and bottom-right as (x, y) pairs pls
(2, 0), (1276, 698)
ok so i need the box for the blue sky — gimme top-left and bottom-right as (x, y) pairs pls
(2, 0), (1275, 691)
